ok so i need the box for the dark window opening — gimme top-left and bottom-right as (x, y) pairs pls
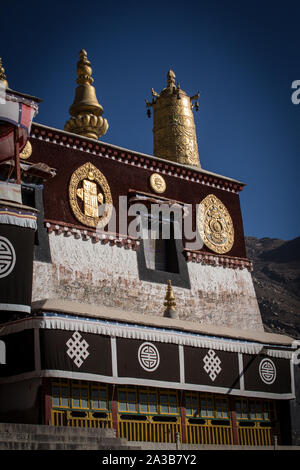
(21, 185), (35, 208)
(143, 215), (179, 274)
(21, 184), (51, 263)
(136, 211), (191, 289)
(21, 185), (39, 245)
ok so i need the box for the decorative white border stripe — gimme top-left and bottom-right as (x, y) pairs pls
(111, 337), (118, 378)
(179, 345), (185, 384)
(0, 212), (37, 230)
(0, 369), (295, 400)
(45, 222), (139, 250)
(0, 304), (31, 313)
(0, 314), (293, 359)
(6, 92), (39, 112)
(238, 353), (245, 392)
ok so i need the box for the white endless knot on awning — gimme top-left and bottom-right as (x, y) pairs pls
(203, 349), (222, 382)
(66, 331), (90, 368)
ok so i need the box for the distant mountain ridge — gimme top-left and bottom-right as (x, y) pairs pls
(245, 236), (300, 339)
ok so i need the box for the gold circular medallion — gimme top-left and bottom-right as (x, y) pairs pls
(69, 162), (113, 228)
(197, 194), (234, 254)
(150, 173), (166, 194)
(19, 140), (32, 160)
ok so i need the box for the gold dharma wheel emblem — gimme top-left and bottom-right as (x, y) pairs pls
(197, 194), (234, 254)
(150, 173), (166, 194)
(69, 162), (113, 228)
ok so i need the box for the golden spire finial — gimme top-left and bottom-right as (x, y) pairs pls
(64, 49), (108, 140)
(0, 58), (8, 87)
(76, 49), (94, 86)
(146, 70), (201, 167)
(167, 69), (176, 88)
(164, 280), (178, 319)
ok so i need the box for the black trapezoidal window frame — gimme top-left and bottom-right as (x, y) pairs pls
(136, 213), (190, 289)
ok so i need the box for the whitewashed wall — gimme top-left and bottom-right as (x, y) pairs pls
(32, 233), (263, 331)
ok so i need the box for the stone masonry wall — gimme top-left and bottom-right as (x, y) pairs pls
(32, 233), (264, 331)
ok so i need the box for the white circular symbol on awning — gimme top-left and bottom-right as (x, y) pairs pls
(259, 358), (276, 385)
(138, 342), (160, 372)
(0, 236), (16, 279)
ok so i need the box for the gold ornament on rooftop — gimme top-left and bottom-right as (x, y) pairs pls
(164, 280), (178, 319)
(146, 69), (200, 167)
(0, 57), (8, 88)
(69, 162), (112, 228)
(64, 49), (109, 140)
(19, 140), (32, 160)
(149, 173), (166, 194)
(197, 194), (234, 254)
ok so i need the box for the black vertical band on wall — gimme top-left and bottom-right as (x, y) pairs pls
(0, 329), (35, 376)
(34, 186), (51, 263)
(21, 184), (51, 263)
(0, 223), (35, 314)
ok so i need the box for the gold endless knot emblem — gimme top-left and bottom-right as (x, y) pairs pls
(69, 162), (112, 228)
(197, 194), (234, 254)
(150, 173), (166, 194)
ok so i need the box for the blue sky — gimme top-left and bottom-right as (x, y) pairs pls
(1, 0), (299, 240)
